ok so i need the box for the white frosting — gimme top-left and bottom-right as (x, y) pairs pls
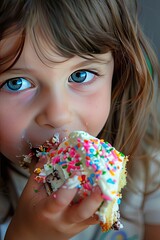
(34, 131), (127, 228)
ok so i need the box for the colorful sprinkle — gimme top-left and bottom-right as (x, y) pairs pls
(31, 131), (128, 230)
(34, 168), (42, 174)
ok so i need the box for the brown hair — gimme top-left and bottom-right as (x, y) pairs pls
(0, 0), (160, 160)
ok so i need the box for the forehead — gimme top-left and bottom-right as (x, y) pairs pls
(0, 31), (67, 72)
(0, 33), (70, 71)
(1, 31), (113, 72)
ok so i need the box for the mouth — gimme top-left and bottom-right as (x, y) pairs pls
(20, 126), (88, 169)
(19, 130), (70, 169)
(22, 128), (69, 149)
(32, 130), (68, 149)
(32, 132), (62, 153)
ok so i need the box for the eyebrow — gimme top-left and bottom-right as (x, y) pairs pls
(72, 57), (112, 69)
(6, 54), (112, 74)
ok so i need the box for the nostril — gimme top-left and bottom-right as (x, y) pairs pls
(35, 108), (72, 129)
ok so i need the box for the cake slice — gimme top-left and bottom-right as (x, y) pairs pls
(32, 131), (128, 231)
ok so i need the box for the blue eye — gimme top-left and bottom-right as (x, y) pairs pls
(69, 70), (95, 83)
(1, 77), (32, 92)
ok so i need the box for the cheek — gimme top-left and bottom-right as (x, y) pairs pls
(0, 122), (20, 163)
(78, 85), (111, 137)
(0, 98), (30, 162)
(89, 98), (110, 136)
(0, 115), (23, 163)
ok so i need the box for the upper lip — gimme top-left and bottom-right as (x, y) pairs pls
(31, 129), (70, 148)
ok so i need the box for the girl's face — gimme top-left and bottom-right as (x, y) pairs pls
(0, 34), (114, 164)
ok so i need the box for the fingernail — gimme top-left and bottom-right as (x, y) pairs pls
(92, 185), (102, 194)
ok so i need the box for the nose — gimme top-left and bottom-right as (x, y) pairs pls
(35, 87), (72, 129)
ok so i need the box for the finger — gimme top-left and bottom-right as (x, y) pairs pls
(82, 213), (99, 226)
(66, 186), (103, 223)
(40, 185), (78, 213)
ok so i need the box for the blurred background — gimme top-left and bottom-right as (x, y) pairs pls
(139, 0), (160, 61)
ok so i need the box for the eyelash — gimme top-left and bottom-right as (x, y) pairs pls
(0, 69), (101, 93)
(0, 77), (33, 93)
(68, 69), (99, 85)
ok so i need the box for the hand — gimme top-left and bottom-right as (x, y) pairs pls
(5, 162), (103, 240)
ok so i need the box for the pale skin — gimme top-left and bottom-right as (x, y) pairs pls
(0, 33), (113, 240)
(0, 33), (159, 240)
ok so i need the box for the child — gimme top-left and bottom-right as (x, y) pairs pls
(0, 0), (160, 239)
